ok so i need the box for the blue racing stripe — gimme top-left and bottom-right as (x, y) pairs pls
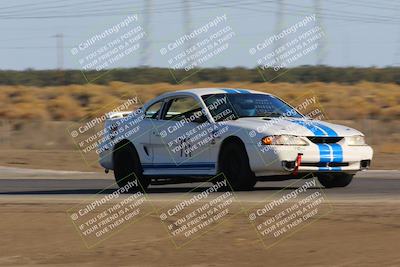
(317, 144), (343, 163)
(313, 122), (338, 137)
(317, 143), (343, 171)
(330, 143), (343, 163)
(318, 167), (342, 171)
(290, 120), (326, 136)
(235, 89), (251, 94)
(318, 144), (332, 163)
(142, 162), (215, 169)
(221, 89), (239, 94)
(290, 119), (343, 171)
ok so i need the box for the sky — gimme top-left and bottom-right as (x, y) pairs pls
(0, 0), (399, 70)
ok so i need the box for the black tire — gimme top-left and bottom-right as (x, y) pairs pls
(219, 141), (257, 191)
(113, 142), (150, 192)
(317, 173), (353, 188)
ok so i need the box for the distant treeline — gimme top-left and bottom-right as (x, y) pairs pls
(0, 66), (399, 86)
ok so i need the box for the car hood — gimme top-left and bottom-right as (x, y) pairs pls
(225, 117), (362, 137)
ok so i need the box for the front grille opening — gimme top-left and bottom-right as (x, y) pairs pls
(302, 162), (349, 167)
(360, 160), (371, 169)
(282, 160), (296, 171)
(307, 136), (343, 144)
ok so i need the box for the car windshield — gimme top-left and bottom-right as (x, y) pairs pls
(202, 93), (303, 121)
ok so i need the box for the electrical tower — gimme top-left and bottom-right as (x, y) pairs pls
(139, 0), (152, 66)
(183, 0), (193, 62)
(273, 0), (285, 68)
(54, 33), (63, 70)
(314, 0), (326, 65)
(394, 11), (400, 66)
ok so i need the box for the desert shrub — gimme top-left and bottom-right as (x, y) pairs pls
(0, 82), (399, 121)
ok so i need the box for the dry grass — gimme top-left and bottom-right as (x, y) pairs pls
(0, 82), (398, 170)
(1, 81), (400, 121)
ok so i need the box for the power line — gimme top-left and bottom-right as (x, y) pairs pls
(314, 0), (326, 65)
(183, 0), (194, 62)
(0, 0), (190, 17)
(0, 0), (129, 15)
(273, 0), (285, 67)
(256, 1), (400, 24)
(194, 0), (400, 25)
(328, 0), (400, 11)
(0, 0), (399, 25)
(0, 0), (66, 11)
(139, 0), (152, 66)
(0, 0), (182, 16)
(258, 1), (400, 24)
(53, 33), (64, 70)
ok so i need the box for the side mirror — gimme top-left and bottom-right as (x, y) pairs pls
(193, 114), (208, 124)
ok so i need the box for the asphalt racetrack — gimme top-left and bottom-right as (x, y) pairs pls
(0, 167), (398, 202)
(1, 167), (400, 266)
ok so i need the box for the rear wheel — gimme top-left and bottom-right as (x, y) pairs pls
(113, 142), (150, 192)
(317, 173), (353, 188)
(219, 141), (257, 191)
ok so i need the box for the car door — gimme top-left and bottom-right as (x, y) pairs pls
(124, 101), (164, 168)
(149, 95), (215, 176)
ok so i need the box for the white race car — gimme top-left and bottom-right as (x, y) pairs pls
(99, 88), (373, 191)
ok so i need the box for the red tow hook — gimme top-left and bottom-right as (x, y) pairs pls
(293, 153), (303, 176)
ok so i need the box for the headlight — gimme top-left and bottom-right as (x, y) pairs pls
(261, 135), (308, 146)
(347, 135), (366, 146)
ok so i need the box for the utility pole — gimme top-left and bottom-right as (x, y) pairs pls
(394, 12), (400, 66)
(273, 0), (284, 68)
(395, 37), (400, 67)
(183, 0), (193, 62)
(54, 33), (64, 70)
(314, 0), (326, 65)
(139, 0), (152, 66)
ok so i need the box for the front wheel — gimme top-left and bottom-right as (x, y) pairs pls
(219, 142), (257, 191)
(317, 173), (354, 188)
(113, 142), (150, 192)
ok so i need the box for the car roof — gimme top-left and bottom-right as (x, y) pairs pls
(161, 88), (271, 97)
(143, 88), (274, 109)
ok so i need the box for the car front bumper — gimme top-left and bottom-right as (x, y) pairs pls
(245, 142), (374, 177)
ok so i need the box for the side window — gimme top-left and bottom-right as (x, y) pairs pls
(144, 101), (163, 119)
(163, 97), (204, 122)
(202, 94), (235, 121)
